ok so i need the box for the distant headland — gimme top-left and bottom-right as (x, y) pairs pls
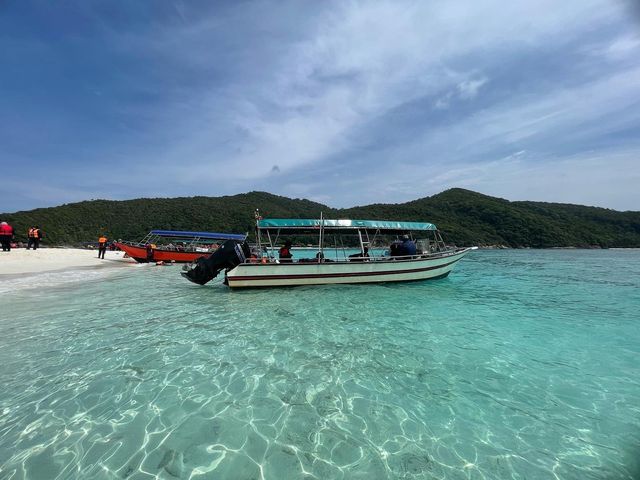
(2, 189), (639, 248)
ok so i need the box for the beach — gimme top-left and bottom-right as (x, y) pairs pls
(0, 248), (134, 275)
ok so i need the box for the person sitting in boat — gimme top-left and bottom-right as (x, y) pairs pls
(279, 240), (293, 262)
(398, 235), (417, 257)
(297, 251), (323, 263)
(349, 246), (370, 262)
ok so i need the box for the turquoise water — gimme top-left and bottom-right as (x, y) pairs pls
(1, 250), (639, 479)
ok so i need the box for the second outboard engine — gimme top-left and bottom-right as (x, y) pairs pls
(181, 240), (250, 285)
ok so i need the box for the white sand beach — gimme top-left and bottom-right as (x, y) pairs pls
(0, 248), (135, 275)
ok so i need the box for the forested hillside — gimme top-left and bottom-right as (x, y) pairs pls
(2, 189), (639, 248)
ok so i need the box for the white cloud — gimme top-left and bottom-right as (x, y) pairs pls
(457, 78), (488, 99)
(434, 93), (453, 110)
(454, 149), (640, 210)
(4, 0), (638, 212)
(606, 34), (640, 58)
(264, 1), (620, 160)
(154, 0), (627, 182)
(270, 59), (640, 210)
(289, 146), (639, 211)
(434, 76), (488, 109)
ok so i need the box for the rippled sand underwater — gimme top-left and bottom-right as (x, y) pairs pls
(1, 250), (639, 479)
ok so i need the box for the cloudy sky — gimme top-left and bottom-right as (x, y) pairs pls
(1, 0), (639, 213)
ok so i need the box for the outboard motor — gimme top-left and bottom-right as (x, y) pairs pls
(181, 240), (250, 285)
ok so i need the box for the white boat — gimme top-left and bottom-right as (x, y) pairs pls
(182, 214), (476, 288)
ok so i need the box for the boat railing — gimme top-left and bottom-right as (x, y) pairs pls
(118, 240), (144, 247)
(242, 248), (461, 264)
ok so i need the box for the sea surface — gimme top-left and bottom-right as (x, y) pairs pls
(0, 250), (639, 479)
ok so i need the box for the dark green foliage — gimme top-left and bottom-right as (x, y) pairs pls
(2, 189), (639, 248)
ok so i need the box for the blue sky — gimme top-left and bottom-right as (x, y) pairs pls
(1, 0), (639, 213)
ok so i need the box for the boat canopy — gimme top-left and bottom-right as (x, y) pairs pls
(149, 230), (246, 241)
(257, 219), (436, 232)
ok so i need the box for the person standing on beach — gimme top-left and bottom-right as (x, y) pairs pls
(0, 221), (14, 252)
(98, 235), (108, 259)
(27, 226), (43, 250)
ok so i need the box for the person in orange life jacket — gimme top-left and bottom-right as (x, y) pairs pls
(98, 235), (108, 259)
(145, 243), (154, 262)
(0, 221), (14, 252)
(27, 226), (43, 250)
(279, 240), (293, 262)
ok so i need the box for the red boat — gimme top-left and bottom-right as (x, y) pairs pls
(114, 230), (247, 263)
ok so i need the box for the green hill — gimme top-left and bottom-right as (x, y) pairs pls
(2, 189), (639, 248)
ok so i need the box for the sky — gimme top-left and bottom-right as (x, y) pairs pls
(1, 0), (640, 213)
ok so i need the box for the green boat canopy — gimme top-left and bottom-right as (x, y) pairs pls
(257, 218), (437, 231)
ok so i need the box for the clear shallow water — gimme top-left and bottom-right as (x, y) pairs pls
(0, 250), (639, 479)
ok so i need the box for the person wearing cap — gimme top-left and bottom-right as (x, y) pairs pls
(401, 235), (417, 256)
(390, 235), (417, 257)
(279, 239), (293, 262)
(0, 221), (14, 252)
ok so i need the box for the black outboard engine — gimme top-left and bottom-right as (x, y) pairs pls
(181, 240), (251, 285)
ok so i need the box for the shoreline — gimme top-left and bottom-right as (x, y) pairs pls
(0, 248), (136, 276)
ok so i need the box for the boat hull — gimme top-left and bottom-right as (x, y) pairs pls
(226, 248), (473, 288)
(114, 242), (211, 263)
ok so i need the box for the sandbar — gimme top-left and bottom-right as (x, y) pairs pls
(0, 248), (135, 276)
